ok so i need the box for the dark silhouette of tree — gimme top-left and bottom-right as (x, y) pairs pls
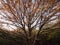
(0, 0), (60, 45)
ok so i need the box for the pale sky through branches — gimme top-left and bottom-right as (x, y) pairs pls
(0, 0), (60, 31)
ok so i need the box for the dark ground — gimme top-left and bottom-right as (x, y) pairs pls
(0, 28), (60, 45)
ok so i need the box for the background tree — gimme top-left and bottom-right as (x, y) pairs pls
(0, 0), (60, 45)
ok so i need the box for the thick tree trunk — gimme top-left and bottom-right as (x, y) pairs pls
(26, 38), (34, 45)
(25, 26), (36, 45)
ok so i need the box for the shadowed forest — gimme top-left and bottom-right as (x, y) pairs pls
(0, 0), (60, 45)
(0, 28), (60, 45)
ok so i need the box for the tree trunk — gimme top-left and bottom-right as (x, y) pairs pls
(26, 38), (34, 45)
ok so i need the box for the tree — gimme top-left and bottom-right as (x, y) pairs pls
(0, 0), (60, 45)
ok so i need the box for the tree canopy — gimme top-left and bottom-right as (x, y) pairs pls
(0, 0), (60, 45)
